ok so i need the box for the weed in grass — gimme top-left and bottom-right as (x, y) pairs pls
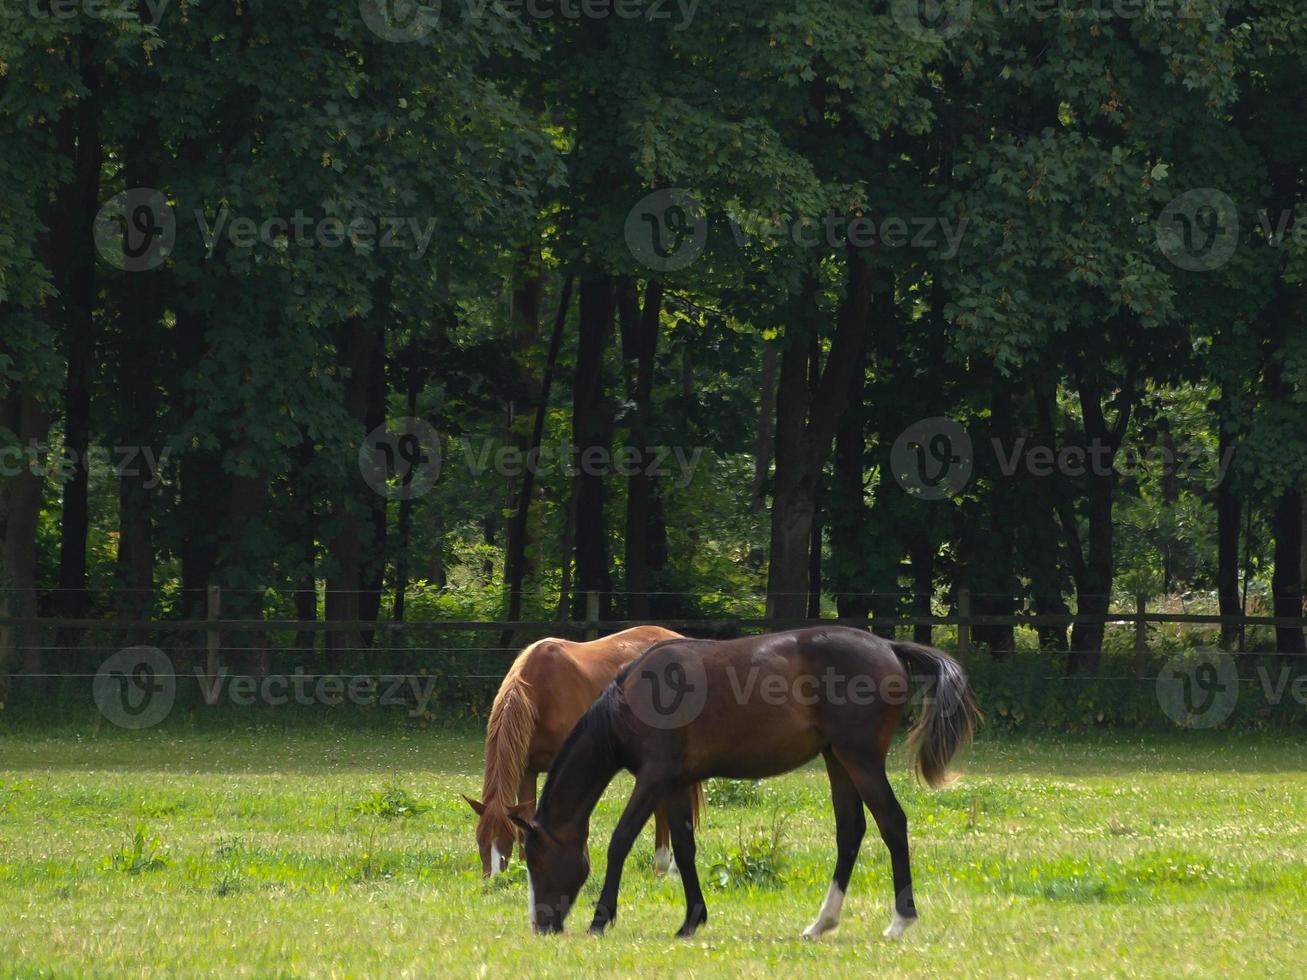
(706, 778), (764, 808)
(709, 811), (789, 890)
(104, 824), (167, 874)
(348, 821), (396, 881)
(353, 782), (429, 819)
(483, 860), (527, 890)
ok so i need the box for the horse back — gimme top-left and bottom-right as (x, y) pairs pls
(518, 626), (683, 766)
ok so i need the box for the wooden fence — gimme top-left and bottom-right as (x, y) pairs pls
(2, 587), (1304, 686)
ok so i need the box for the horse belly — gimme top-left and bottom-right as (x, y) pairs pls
(686, 718), (824, 780)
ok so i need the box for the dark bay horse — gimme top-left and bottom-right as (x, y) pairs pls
(463, 626), (703, 877)
(507, 626), (980, 938)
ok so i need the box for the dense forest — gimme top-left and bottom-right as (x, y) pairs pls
(2, 0), (1305, 697)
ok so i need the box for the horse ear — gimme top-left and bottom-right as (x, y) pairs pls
(505, 801), (538, 834)
(462, 794), (486, 817)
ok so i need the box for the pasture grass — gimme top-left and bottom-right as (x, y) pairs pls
(1, 726), (1305, 977)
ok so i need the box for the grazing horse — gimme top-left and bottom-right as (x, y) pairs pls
(463, 625), (703, 878)
(508, 627), (980, 937)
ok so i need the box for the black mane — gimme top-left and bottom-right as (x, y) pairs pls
(534, 681), (622, 822)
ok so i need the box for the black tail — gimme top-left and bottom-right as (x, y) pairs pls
(890, 641), (982, 788)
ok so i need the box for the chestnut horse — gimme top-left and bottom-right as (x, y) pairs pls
(509, 627), (980, 937)
(463, 625), (703, 878)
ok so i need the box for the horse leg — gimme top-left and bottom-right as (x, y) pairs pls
(589, 776), (665, 935)
(652, 800), (675, 875)
(664, 785), (707, 937)
(802, 749), (866, 939)
(834, 747), (917, 939)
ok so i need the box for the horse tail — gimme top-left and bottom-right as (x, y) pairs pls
(889, 640), (981, 789)
(689, 780), (706, 830)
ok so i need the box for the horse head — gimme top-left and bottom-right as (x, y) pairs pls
(463, 794), (523, 878)
(509, 803), (590, 934)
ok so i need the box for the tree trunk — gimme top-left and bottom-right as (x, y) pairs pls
(113, 118), (164, 648)
(767, 252), (874, 620)
(619, 278), (663, 621)
(830, 336), (870, 621)
(503, 276), (574, 644)
(176, 310), (225, 630)
(752, 340), (778, 515)
(1065, 379), (1133, 675)
(570, 274), (615, 620)
(292, 439), (318, 657)
(218, 474), (270, 677)
(359, 316), (387, 632)
(909, 535), (934, 644)
(56, 46), (101, 631)
(1, 111), (73, 681)
(1272, 489), (1305, 658)
(391, 368), (420, 623)
(968, 378), (1016, 658)
(501, 257), (543, 619)
(326, 316), (384, 663)
(0, 386), (51, 681)
(1030, 381), (1071, 652)
(1216, 424), (1242, 650)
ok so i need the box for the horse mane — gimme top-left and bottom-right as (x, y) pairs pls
(481, 646), (540, 816)
(535, 681), (620, 821)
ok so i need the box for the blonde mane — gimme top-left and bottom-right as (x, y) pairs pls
(480, 642), (543, 825)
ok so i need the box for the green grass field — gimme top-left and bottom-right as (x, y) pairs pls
(2, 726), (1305, 978)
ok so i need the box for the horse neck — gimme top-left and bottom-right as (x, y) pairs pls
(535, 708), (621, 840)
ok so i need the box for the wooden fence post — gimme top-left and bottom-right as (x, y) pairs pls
(206, 585), (221, 696)
(1134, 595), (1149, 679)
(585, 591), (599, 641)
(957, 587), (971, 666)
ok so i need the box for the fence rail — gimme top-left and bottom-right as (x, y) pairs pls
(3, 586), (1304, 662)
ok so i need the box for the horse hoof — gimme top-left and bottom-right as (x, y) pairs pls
(653, 847), (679, 877)
(883, 912), (916, 940)
(801, 920), (836, 940)
(588, 924), (608, 937)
